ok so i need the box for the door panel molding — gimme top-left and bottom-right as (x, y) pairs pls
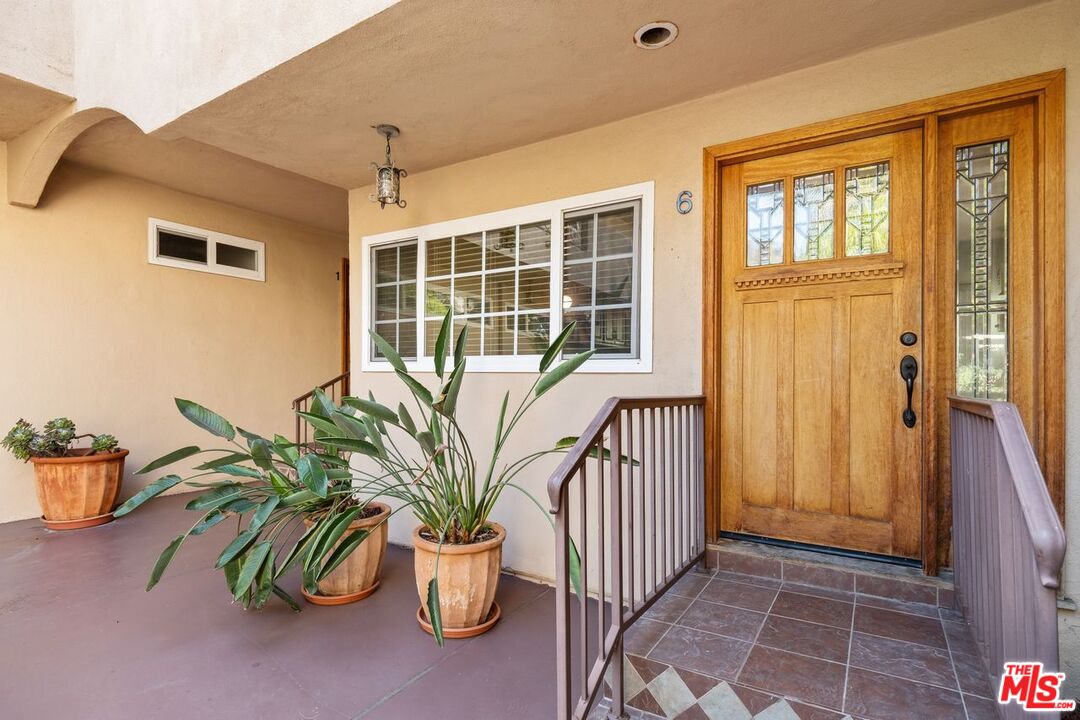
(702, 71), (1066, 574)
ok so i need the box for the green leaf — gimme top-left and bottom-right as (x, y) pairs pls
(276, 521), (319, 575)
(213, 464), (263, 478)
(433, 310), (452, 379)
(249, 439), (275, 472)
(426, 578), (445, 647)
(369, 328), (406, 372)
(316, 437), (380, 456)
(195, 452), (251, 470)
(237, 427), (268, 445)
(306, 507), (363, 572)
(268, 469), (292, 495)
(311, 452), (351, 468)
(254, 549), (276, 609)
(569, 538), (584, 600)
(395, 370), (433, 406)
(113, 474), (184, 517)
(221, 498), (259, 514)
(233, 542), (272, 600)
(184, 484), (244, 511)
(343, 396), (399, 424)
(146, 535), (184, 591)
(330, 409), (368, 440)
(398, 403), (417, 435)
(453, 322), (469, 368)
(317, 527), (371, 580)
(554, 436), (640, 466)
(296, 454), (329, 497)
(273, 434), (299, 464)
(494, 391), (509, 445)
(434, 360), (465, 417)
(280, 489), (319, 507)
(248, 495), (280, 533)
(215, 529), (258, 568)
(296, 411), (342, 436)
(223, 557), (242, 595)
(136, 446), (201, 475)
(191, 511), (229, 535)
(415, 430), (436, 456)
(535, 350), (595, 398)
(175, 399), (235, 440)
(310, 388), (337, 418)
(540, 321), (577, 373)
(272, 584), (302, 612)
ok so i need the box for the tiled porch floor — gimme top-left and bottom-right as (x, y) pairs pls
(616, 564), (996, 720)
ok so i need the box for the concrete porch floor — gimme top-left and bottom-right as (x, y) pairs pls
(0, 493), (558, 719)
(0, 493), (996, 720)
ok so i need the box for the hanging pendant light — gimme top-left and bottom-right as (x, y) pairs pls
(370, 124), (407, 209)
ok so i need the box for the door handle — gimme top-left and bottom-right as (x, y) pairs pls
(899, 355), (918, 428)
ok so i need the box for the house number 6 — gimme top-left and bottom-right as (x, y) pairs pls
(676, 190), (693, 214)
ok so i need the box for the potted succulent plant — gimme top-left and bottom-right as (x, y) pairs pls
(114, 398), (398, 608)
(2, 417), (124, 529)
(338, 310), (589, 643)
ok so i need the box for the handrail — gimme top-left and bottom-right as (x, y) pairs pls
(550, 395), (706, 720)
(547, 396), (705, 512)
(949, 397), (1066, 720)
(292, 372), (350, 447)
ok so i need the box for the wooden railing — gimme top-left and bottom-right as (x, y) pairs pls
(548, 396), (706, 720)
(950, 397), (1067, 720)
(292, 372), (350, 448)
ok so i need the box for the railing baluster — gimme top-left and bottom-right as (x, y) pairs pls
(548, 397), (706, 719)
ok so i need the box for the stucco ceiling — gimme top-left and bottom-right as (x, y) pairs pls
(160, 0), (1049, 188)
(63, 117), (347, 233)
(0, 74), (71, 141)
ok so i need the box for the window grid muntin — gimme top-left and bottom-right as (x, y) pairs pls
(423, 223), (553, 357)
(561, 200), (640, 358)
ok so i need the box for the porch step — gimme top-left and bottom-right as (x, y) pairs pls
(707, 537), (956, 610)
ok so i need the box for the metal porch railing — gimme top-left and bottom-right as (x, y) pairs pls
(293, 372), (350, 448)
(950, 397), (1067, 719)
(548, 396), (706, 720)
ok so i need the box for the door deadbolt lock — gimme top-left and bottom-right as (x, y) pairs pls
(900, 332), (918, 346)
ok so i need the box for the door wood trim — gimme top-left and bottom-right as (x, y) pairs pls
(702, 70), (1066, 574)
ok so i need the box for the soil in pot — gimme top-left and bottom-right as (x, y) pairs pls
(31, 449), (128, 530)
(412, 522), (505, 634)
(301, 502), (390, 605)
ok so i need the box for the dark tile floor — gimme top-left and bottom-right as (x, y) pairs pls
(617, 564), (996, 720)
(0, 494), (557, 719)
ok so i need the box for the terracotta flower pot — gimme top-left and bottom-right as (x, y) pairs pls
(30, 448), (128, 530)
(302, 502), (390, 605)
(413, 522), (505, 636)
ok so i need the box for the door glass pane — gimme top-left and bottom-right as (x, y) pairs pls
(746, 180), (784, 266)
(955, 141), (1009, 400)
(794, 172), (835, 261)
(844, 162), (890, 256)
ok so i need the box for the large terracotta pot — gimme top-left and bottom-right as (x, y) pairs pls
(413, 522), (505, 637)
(301, 502), (390, 605)
(30, 449), (128, 530)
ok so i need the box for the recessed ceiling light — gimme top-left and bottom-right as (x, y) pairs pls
(633, 21), (678, 50)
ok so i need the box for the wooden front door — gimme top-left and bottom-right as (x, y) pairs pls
(719, 129), (923, 558)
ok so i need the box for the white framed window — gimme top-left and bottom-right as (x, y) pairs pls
(148, 218), (265, 281)
(361, 182), (653, 373)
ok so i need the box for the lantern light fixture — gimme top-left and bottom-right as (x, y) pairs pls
(370, 124), (407, 209)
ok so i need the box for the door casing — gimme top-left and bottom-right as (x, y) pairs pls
(701, 71), (1066, 574)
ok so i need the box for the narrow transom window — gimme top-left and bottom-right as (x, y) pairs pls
(361, 183), (654, 373)
(746, 180), (785, 266)
(148, 218), (265, 281)
(562, 201), (639, 357)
